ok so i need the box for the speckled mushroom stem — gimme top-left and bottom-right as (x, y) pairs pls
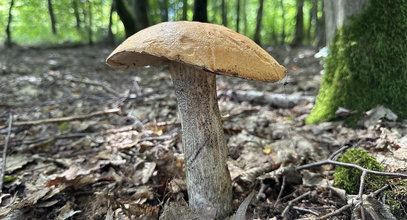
(169, 62), (233, 218)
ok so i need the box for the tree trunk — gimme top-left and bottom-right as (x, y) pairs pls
(72, 0), (81, 29)
(106, 0), (115, 44)
(324, 0), (368, 44)
(235, 0), (240, 32)
(193, 0), (207, 22)
(307, 0), (318, 43)
(5, 0), (14, 47)
(134, 0), (150, 31)
(291, 0), (304, 46)
(279, 0), (286, 44)
(314, 0), (325, 47)
(47, 0), (57, 34)
(182, 0), (188, 20)
(253, 0), (264, 45)
(221, 0), (227, 26)
(87, 0), (93, 45)
(307, 0), (407, 124)
(170, 62), (232, 219)
(242, 0), (247, 35)
(160, 0), (169, 22)
(115, 0), (136, 37)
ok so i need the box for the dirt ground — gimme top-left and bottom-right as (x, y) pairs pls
(0, 45), (406, 220)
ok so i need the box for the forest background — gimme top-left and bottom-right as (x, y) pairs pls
(0, 0), (325, 47)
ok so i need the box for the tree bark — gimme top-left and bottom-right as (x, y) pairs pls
(235, 0), (240, 32)
(115, 0), (136, 37)
(182, 0), (188, 20)
(314, 0), (325, 47)
(193, 0), (207, 22)
(47, 0), (57, 34)
(242, 0), (247, 35)
(291, 0), (304, 46)
(169, 62), (232, 218)
(87, 0), (93, 45)
(160, 0), (169, 22)
(279, 0), (286, 44)
(72, 0), (81, 29)
(253, 0), (264, 45)
(221, 0), (227, 26)
(307, 0), (407, 123)
(324, 0), (368, 44)
(134, 0), (150, 31)
(307, 0), (318, 43)
(5, 0), (14, 47)
(106, 0), (115, 44)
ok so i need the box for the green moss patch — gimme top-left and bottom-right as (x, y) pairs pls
(307, 0), (407, 123)
(333, 148), (386, 195)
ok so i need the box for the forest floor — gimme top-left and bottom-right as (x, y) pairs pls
(0, 45), (406, 220)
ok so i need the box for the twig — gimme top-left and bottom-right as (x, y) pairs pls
(293, 206), (319, 216)
(297, 146), (407, 220)
(329, 145), (352, 160)
(67, 77), (122, 97)
(281, 191), (311, 218)
(358, 171), (367, 220)
(297, 159), (407, 179)
(0, 113), (13, 192)
(273, 176), (286, 208)
(317, 204), (352, 219)
(370, 184), (390, 197)
(0, 108), (121, 129)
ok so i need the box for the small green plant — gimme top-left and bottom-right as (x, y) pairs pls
(384, 181), (407, 219)
(333, 148), (386, 194)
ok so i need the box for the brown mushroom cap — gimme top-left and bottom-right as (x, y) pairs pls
(106, 21), (286, 82)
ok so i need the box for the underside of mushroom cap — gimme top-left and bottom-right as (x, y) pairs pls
(106, 21), (287, 82)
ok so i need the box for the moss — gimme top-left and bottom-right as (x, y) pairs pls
(384, 181), (407, 219)
(333, 148), (386, 195)
(306, 0), (407, 124)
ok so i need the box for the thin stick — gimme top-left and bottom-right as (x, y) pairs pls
(297, 159), (407, 179)
(358, 171), (367, 220)
(273, 176), (286, 208)
(0, 108), (120, 129)
(293, 206), (319, 216)
(317, 204), (352, 219)
(0, 113), (13, 192)
(67, 77), (121, 97)
(281, 191), (311, 217)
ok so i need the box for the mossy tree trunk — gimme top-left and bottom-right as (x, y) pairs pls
(307, 0), (407, 124)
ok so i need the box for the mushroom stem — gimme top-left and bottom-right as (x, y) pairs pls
(170, 62), (233, 217)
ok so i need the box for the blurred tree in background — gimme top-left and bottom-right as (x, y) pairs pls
(0, 0), (326, 47)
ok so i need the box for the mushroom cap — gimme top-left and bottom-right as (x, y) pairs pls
(106, 21), (286, 82)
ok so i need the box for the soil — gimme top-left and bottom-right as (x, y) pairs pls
(0, 44), (406, 220)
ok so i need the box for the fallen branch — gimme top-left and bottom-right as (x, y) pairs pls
(0, 108), (121, 130)
(281, 191), (311, 218)
(217, 90), (315, 108)
(0, 113), (13, 192)
(273, 176), (286, 207)
(293, 206), (319, 216)
(297, 146), (407, 220)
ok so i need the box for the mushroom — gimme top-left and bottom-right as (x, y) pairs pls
(106, 21), (286, 218)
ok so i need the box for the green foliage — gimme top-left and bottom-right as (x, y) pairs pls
(333, 148), (386, 195)
(307, 0), (407, 124)
(0, 0), (125, 45)
(384, 181), (407, 219)
(0, 0), (319, 46)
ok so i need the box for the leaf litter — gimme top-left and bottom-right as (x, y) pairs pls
(0, 46), (406, 219)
